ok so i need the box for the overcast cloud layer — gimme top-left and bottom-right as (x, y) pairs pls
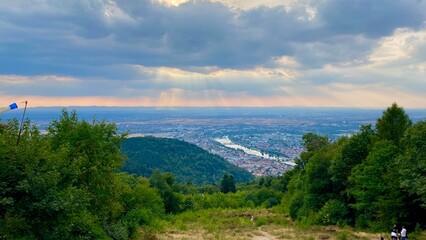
(1, 0), (426, 107)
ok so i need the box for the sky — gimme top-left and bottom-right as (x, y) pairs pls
(1, 0), (426, 108)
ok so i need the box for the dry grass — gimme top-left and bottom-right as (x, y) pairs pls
(153, 225), (384, 240)
(138, 209), (389, 240)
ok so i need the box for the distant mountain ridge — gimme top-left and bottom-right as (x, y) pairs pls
(121, 136), (253, 185)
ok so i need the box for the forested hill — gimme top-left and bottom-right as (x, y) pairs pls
(121, 136), (253, 185)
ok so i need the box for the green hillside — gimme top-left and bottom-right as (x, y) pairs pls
(121, 136), (253, 185)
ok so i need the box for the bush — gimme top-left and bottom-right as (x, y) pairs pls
(255, 216), (267, 227)
(262, 197), (280, 208)
(336, 231), (347, 240)
(289, 192), (303, 220)
(104, 221), (129, 240)
(316, 199), (350, 226)
(124, 208), (155, 231)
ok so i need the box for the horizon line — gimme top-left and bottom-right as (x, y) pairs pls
(15, 105), (426, 110)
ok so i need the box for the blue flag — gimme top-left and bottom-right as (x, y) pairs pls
(0, 102), (19, 114)
(9, 103), (18, 110)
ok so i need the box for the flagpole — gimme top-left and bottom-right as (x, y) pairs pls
(17, 101), (28, 146)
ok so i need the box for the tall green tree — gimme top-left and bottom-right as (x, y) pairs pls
(149, 170), (181, 214)
(295, 133), (330, 170)
(376, 103), (412, 144)
(348, 140), (403, 230)
(220, 174), (236, 193)
(46, 109), (127, 217)
(283, 133), (331, 221)
(329, 125), (375, 195)
(398, 121), (426, 208)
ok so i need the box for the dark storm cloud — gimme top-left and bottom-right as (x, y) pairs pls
(0, 0), (425, 80)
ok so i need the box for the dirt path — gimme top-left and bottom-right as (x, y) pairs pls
(252, 228), (278, 240)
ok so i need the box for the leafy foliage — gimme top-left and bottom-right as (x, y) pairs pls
(398, 121), (426, 207)
(282, 103), (426, 233)
(348, 140), (402, 229)
(329, 125), (375, 195)
(0, 110), (164, 239)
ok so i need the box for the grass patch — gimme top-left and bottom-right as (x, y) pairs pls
(255, 216), (267, 227)
(336, 231), (347, 240)
(148, 208), (394, 240)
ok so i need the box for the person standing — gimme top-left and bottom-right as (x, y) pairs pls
(400, 226), (407, 240)
(391, 224), (398, 240)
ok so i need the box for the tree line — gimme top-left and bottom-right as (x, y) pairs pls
(281, 103), (426, 232)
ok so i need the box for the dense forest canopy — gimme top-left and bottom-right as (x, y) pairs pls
(121, 136), (253, 185)
(1, 103), (426, 239)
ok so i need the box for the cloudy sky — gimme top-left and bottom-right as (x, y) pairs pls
(1, 0), (426, 108)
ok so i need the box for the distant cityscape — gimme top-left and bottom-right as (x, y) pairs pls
(121, 115), (365, 176)
(3, 107), (426, 176)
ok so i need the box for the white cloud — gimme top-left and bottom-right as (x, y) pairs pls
(132, 64), (295, 94)
(369, 27), (426, 66)
(1, 0), (426, 107)
(155, 0), (298, 10)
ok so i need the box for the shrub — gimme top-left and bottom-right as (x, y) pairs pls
(255, 217), (267, 227)
(262, 197), (280, 208)
(316, 199), (350, 226)
(289, 192), (303, 220)
(336, 231), (347, 240)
